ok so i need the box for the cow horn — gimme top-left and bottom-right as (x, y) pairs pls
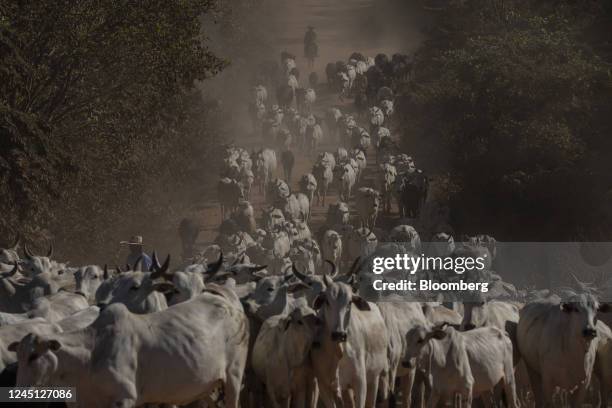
(292, 263), (309, 282)
(23, 243), (35, 259)
(347, 257), (361, 276)
(150, 254), (171, 280)
(159, 254), (171, 274)
(248, 265), (267, 273)
(133, 256), (143, 271)
(103, 264), (109, 280)
(2, 262), (19, 278)
(115, 265), (123, 274)
(10, 235), (20, 251)
(323, 274), (333, 287)
(46, 244), (54, 258)
(206, 252), (224, 275)
(150, 251), (162, 272)
(325, 260), (338, 278)
(125, 264), (131, 272)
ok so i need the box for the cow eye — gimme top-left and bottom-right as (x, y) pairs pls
(267, 287), (274, 292)
(130, 285), (139, 291)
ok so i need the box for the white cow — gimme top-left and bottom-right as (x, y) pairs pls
(378, 163), (397, 214)
(355, 187), (381, 230)
(0, 291), (89, 327)
(403, 324), (519, 407)
(346, 227), (378, 263)
(333, 163), (356, 202)
(9, 284), (249, 408)
(252, 304), (320, 408)
(298, 174), (317, 208)
(312, 162), (333, 206)
(378, 301), (429, 407)
(95, 256), (172, 314)
(321, 230), (343, 275)
(0, 264), (60, 313)
(0, 318), (62, 374)
(350, 148), (367, 182)
(74, 265), (109, 304)
(311, 277), (389, 408)
(253, 149), (278, 199)
(517, 291), (609, 407)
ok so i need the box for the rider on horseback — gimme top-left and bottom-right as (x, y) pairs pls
(304, 26), (318, 68)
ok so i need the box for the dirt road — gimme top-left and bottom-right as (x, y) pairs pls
(192, 0), (427, 251)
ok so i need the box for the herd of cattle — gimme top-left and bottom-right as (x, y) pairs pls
(0, 50), (611, 408)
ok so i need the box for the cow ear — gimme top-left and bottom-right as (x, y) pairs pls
(252, 271), (267, 282)
(352, 296), (371, 311)
(7, 342), (19, 352)
(152, 282), (175, 294)
(561, 303), (576, 313)
(287, 281), (310, 293)
(599, 303), (611, 313)
(313, 293), (326, 309)
(430, 329), (447, 340)
(47, 340), (61, 352)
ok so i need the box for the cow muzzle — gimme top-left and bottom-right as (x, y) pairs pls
(582, 328), (597, 339)
(331, 331), (348, 342)
(463, 323), (476, 331)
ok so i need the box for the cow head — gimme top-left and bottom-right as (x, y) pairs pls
(263, 207), (285, 231)
(95, 255), (172, 314)
(20, 244), (60, 277)
(560, 290), (607, 340)
(461, 292), (487, 331)
(430, 232), (455, 257)
(250, 273), (294, 307)
(402, 323), (448, 368)
(0, 236), (20, 264)
(313, 278), (370, 343)
(299, 174), (317, 195)
(8, 333), (61, 386)
(74, 265), (108, 302)
(282, 306), (322, 367)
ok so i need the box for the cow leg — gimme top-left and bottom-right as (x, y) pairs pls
(365, 375), (380, 408)
(317, 383), (341, 408)
(343, 389), (356, 408)
(223, 370), (242, 408)
(400, 369), (417, 408)
(502, 372), (520, 408)
(353, 372), (368, 408)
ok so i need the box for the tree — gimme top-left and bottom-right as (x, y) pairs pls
(0, 1), (227, 261)
(400, 0), (612, 240)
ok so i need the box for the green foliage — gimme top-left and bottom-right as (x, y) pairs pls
(402, 0), (612, 239)
(0, 1), (228, 261)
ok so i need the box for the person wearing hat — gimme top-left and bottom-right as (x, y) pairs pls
(121, 235), (152, 271)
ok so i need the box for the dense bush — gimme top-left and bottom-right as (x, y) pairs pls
(401, 0), (612, 240)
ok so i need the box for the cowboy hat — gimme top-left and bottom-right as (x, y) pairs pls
(120, 235), (144, 246)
